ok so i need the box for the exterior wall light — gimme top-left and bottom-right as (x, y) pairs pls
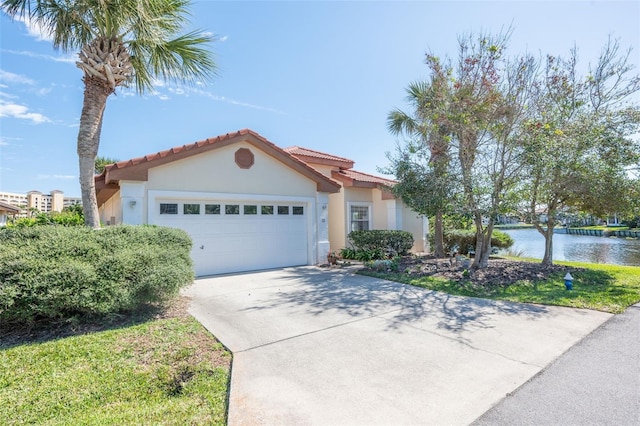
(129, 200), (137, 208)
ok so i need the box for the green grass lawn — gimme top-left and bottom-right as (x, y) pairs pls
(0, 310), (231, 425)
(568, 225), (630, 231)
(361, 259), (640, 314)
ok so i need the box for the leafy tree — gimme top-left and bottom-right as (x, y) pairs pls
(520, 39), (640, 265)
(2, 0), (216, 228)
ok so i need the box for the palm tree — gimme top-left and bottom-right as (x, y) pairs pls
(387, 73), (453, 258)
(95, 156), (119, 174)
(3, 0), (216, 228)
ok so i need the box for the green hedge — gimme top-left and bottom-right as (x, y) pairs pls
(9, 210), (84, 227)
(0, 225), (194, 324)
(346, 230), (414, 259)
(443, 228), (514, 255)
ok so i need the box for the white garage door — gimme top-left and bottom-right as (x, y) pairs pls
(152, 200), (309, 276)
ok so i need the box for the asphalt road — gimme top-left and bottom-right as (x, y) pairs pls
(473, 303), (640, 426)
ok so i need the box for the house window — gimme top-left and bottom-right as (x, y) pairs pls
(160, 203), (178, 214)
(183, 203), (200, 215)
(225, 204), (240, 215)
(292, 206), (304, 215)
(261, 205), (274, 215)
(244, 205), (257, 215)
(205, 204), (220, 215)
(350, 205), (370, 231)
(277, 206), (289, 215)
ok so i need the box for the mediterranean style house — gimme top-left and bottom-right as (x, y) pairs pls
(95, 129), (427, 276)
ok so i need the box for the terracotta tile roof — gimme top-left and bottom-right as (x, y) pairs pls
(336, 169), (397, 187)
(97, 129), (341, 198)
(284, 146), (354, 168)
(107, 129), (260, 171)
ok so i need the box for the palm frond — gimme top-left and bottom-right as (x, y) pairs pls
(2, 0), (216, 93)
(129, 30), (216, 93)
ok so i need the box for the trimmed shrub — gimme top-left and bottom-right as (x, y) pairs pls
(9, 210), (84, 227)
(0, 225), (194, 324)
(443, 228), (514, 255)
(347, 230), (414, 259)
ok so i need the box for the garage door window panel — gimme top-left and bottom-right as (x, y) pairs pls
(225, 204), (240, 215)
(160, 203), (178, 215)
(183, 204), (200, 215)
(278, 206), (290, 215)
(244, 205), (257, 215)
(205, 204), (220, 215)
(261, 205), (274, 215)
(292, 206), (304, 215)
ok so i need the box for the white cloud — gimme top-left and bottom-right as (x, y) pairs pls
(1, 49), (76, 63)
(0, 91), (19, 100)
(36, 174), (77, 180)
(0, 100), (51, 123)
(0, 136), (22, 146)
(0, 69), (35, 85)
(195, 89), (287, 115)
(35, 87), (52, 96)
(219, 35), (229, 42)
(14, 14), (54, 42)
(158, 94), (170, 101)
(161, 83), (287, 115)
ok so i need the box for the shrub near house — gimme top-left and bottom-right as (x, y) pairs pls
(341, 230), (414, 260)
(0, 225), (194, 324)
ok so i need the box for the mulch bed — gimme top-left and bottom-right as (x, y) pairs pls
(387, 255), (582, 289)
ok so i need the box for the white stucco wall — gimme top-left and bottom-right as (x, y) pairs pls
(147, 142), (317, 197)
(120, 181), (146, 225)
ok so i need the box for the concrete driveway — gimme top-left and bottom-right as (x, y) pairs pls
(183, 266), (611, 425)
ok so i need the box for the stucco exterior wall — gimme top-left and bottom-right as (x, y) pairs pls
(371, 189), (389, 230)
(401, 202), (427, 252)
(310, 164), (335, 179)
(328, 190), (346, 251)
(147, 142), (317, 197)
(99, 190), (122, 225)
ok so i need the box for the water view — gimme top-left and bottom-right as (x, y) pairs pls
(502, 228), (640, 267)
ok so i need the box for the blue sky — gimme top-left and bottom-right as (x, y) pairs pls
(1, 0), (638, 197)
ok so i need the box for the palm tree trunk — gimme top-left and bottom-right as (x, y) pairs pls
(77, 77), (110, 229)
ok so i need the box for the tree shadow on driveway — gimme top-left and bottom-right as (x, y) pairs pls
(240, 267), (549, 341)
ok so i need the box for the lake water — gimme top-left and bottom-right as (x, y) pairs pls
(502, 228), (640, 266)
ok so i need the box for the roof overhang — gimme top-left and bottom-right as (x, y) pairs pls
(0, 201), (21, 214)
(331, 170), (397, 199)
(95, 129), (342, 204)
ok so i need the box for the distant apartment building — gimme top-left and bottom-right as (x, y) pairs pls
(0, 190), (81, 216)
